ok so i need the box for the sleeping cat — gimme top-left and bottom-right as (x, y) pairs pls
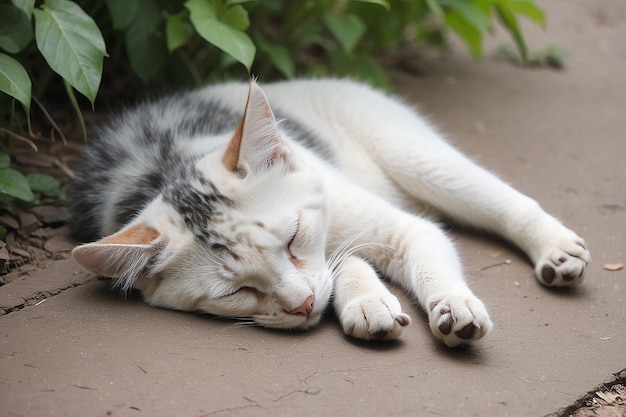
(69, 78), (590, 347)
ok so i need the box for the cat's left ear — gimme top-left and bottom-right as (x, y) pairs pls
(72, 223), (166, 292)
(222, 79), (291, 175)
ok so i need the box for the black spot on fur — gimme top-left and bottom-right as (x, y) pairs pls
(161, 166), (231, 243)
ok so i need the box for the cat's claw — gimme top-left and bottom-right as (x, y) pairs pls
(534, 235), (590, 287)
(427, 294), (493, 347)
(339, 294), (411, 340)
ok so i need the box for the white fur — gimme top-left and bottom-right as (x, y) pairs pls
(73, 79), (591, 347)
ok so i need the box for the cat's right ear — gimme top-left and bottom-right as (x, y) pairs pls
(222, 79), (290, 175)
(72, 223), (165, 292)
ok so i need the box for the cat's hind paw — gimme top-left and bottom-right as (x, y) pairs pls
(339, 294), (411, 340)
(427, 293), (493, 347)
(534, 235), (590, 287)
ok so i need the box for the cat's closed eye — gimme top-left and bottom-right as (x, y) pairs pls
(287, 220), (300, 262)
(221, 286), (260, 298)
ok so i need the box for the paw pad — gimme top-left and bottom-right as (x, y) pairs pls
(541, 265), (556, 284)
(340, 296), (410, 340)
(534, 232), (590, 287)
(455, 323), (477, 340)
(427, 294), (492, 347)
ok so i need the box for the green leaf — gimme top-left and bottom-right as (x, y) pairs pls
(106, 0), (139, 30)
(0, 4), (34, 53)
(352, 53), (390, 90)
(495, 4), (527, 61)
(501, 0), (545, 27)
(256, 35), (295, 78)
(11, 0), (35, 19)
(440, 0), (489, 32)
(26, 172), (60, 192)
(124, 0), (167, 83)
(0, 168), (34, 202)
(324, 13), (366, 54)
(0, 53), (31, 112)
(329, 49), (351, 76)
(0, 153), (11, 169)
(425, 0), (445, 19)
(221, 5), (250, 31)
(350, 0), (390, 11)
(185, 0), (256, 72)
(166, 11), (194, 53)
(445, 9), (483, 58)
(529, 44), (570, 68)
(225, 0), (257, 6)
(33, 0), (107, 107)
(292, 23), (326, 47)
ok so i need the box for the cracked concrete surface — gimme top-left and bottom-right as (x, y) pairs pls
(0, 259), (91, 314)
(1, 1), (625, 416)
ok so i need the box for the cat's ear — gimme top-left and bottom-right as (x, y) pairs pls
(222, 78), (290, 175)
(72, 223), (165, 292)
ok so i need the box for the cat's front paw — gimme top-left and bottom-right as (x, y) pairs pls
(534, 234), (590, 287)
(427, 293), (493, 347)
(339, 294), (411, 340)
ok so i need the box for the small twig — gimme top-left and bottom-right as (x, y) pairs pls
(477, 259), (512, 272)
(53, 158), (75, 178)
(0, 128), (38, 152)
(33, 96), (68, 145)
(26, 110), (41, 140)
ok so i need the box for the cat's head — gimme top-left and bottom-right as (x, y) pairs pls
(72, 80), (333, 330)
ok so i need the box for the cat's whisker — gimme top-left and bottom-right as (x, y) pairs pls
(327, 231), (385, 269)
(327, 240), (394, 282)
(232, 319), (259, 328)
(326, 233), (364, 271)
(329, 242), (393, 272)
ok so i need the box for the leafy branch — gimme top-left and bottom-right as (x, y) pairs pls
(1, 0), (548, 140)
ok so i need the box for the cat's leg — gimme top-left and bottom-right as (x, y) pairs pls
(332, 255), (411, 340)
(382, 143), (590, 286)
(370, 214), (493, 347)
(329, 189), (493, 347)
(352, 104), (591, 287)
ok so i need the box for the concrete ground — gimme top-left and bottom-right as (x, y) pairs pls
(1, 1), (625, 416)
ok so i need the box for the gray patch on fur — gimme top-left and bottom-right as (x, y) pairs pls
(277, 116), (336, 165)
(69, 87), (334, 242)
(161, 165), (231, 243)
(69, 97), (240, 241)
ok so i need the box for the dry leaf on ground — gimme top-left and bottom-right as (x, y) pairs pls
(603, 263), (624, 271)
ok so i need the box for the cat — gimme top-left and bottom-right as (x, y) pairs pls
(69, 78), (591, 347)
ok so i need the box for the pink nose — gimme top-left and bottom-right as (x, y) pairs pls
(288, 295), (314, 317)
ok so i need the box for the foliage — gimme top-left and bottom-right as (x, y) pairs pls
(0, 149), (64, 237)
(0, 152), (62, 202)
(497, 43), (569, 69)
(1, 0), (547, 127)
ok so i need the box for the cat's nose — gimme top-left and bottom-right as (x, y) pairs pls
(288, 294), (314, 317)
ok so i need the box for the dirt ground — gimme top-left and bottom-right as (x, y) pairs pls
(1, 0), (625, 416)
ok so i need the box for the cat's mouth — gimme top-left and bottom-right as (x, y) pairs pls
(251, 293), (328, 330)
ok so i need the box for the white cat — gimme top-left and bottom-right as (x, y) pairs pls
(70, 79), (590, 347)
